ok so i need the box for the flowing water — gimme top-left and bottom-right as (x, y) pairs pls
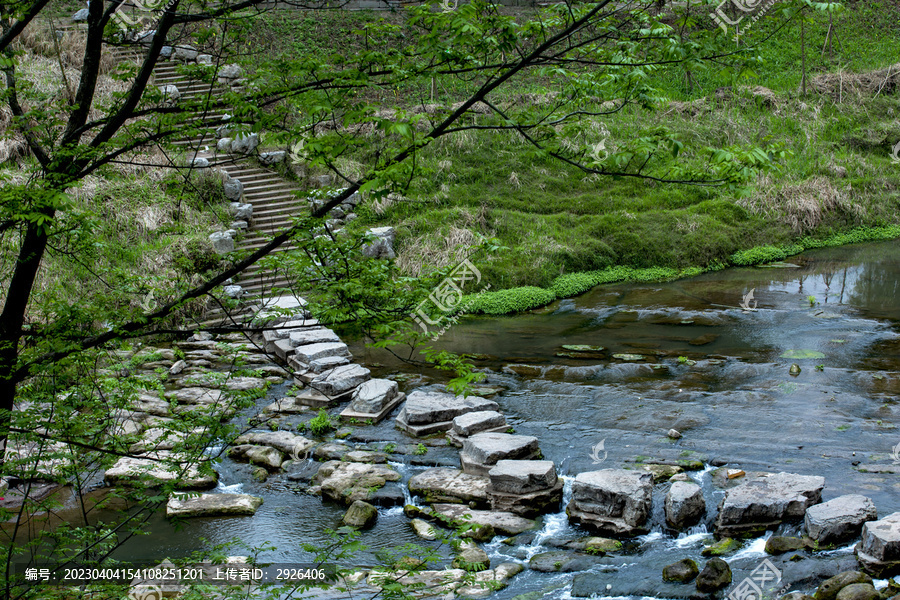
(109, 240), (900, 598)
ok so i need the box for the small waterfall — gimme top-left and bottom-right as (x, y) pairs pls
(388, 460), (419, 507)
(673, 524), (709, 548)
(216, 481), (244, 494)
(519, 476), (574, 559)
(727, 533), (771, 562)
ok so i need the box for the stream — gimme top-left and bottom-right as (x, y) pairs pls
(110, 239), (900, 598)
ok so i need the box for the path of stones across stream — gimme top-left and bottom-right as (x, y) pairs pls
(109, 240), (900, 599)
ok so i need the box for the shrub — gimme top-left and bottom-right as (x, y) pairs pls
(308, 409), (335, 436)
(465, 286), (557, 315)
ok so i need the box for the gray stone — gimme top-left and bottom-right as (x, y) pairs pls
(342, 500), (377, 528)
(229, 221), (248, 231)
(231, 133), (259, 155)
(224, 178), (243, 201)
(259, 151), (286, 165)
(223, 285), (243, 298)
(196, 54), (213, 65)
(104, 453), (217, 490)
(362, 226), (396, 259)
(408, 468), (490, 507)
(174, 46), (198, 62)
(230, 201), (252, 220)
(310, 363), (370, 397)
(159, 84), (180, 101)
(234, 431), (314, 458)
(165, 387), (222, 405)
(314, 461), (400, 505)
(666, 481), (706, 529)
(289, 328), (340, 347)
(398, 391), (498, 428)
(430, 503), (536, 536)
(805, 495), (877, 545)
(835, 585), (879, 600)
(715, 471), (825, 536)
(217, 138), (233, 153)
(453, 541), (489, 571)
(160, 46), (173, 58)
(452, 411), (507, 437)
(528, 551), (596, 573)
(166, 493), (262, 518)
(857, 512), (900, 576)
(218, 63), (243, 80)
(815, 572), (873, 600)
(348, 379), (398, 414)
(216, 124), (234, 139)
(130, 393), (171, 417)
(292, 342), (350, 366)
(663, 558), (699, 583)
(72, 8), (89, 21)
(227, 445), (283, 470)
(567, 469), (653, 536)
(411, 518), (438, 540)
(209, 231), (234, 254)
(169, 360), (186, 375)
(696, 558), (731, 592)
(460, 433), (540, 476)
(188, 157), (209, 169)
(488, 460), (556, 494)
(344, 450), (388, 464)
(305, 355), (350, 374)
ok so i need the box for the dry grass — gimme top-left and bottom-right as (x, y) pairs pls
(396, 208), (492, 277)
(810, 62), (900, 101)
(12, 22), (116, 74)
(738, 174), (854, 233)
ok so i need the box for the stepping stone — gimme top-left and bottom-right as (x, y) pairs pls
(408, 468), (490, 507)
(314, 461), (401, 506)
(340, 379), (406, 424)
(166, 493), (263, 518)
(308, 363), (370, 398)
(460, 433), (540, 477)
(488, 460), (563, 518)
(269, 338), (295, 360)
(805, 494), (877, 545)
(227, 445), (284, 470)
(665, 481), (706, 530)
(261, 318), (321, 343)
(289, 328), (340, 347)
(448, 411), (507, 446)
(714, 471), (825, 536)
(234, 431), (314, 458)
(165, 387), (222, 405)
(104, 452), (218, 490)
(567, 469), (652, 537)
(291, 342), (350, 367)
(396, 391), (499, 437)
(262, 397), (312, 414)
(857, 512), (900, 576)
(430, 503), (537, 536)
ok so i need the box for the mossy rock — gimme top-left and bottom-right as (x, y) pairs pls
(702, 537), (741, 557)
(781, 349), (826, 359)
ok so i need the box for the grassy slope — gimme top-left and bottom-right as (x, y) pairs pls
(251, 3), (900, 312)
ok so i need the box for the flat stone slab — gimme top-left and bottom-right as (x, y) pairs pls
(314, 461), (401, 506)
(292, 342), (350, 366)
(234, 431), (314, 458)
(289, 328), (341, 347)
(165, 387), (222, 405)
(398, 391), (498, 425)
(262, 398), (312, 414)
(568, 469), (653, 536)
(452, 411), (507, 437)
(166, 493), (263, 518)
(805, 494), (877, 545)
(104, 452), (217, 490)
(858, 511), (900, 576)
(665, 481), (705, 530)
(490, 479), (564, 518)
(460, 433), (540, 476)
(348, 379), (399, 414)
(430, 503), (537, 536)
(408, 468), (490, 507)
(715, 471), (825, 536)
(310, 363), (370, 397)
(489, 460), (557, 494)
(340, 392), (406, 424)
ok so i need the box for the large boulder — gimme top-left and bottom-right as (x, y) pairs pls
(104, 453), (217, 490)
(72, 8), (89, 21)
(834, 584), (879, 600)
(452, 541), (490, 572)
(396, 391), (498, 436)
(224, 179), (244, 201)
(666, 481), (706, 530)
(814, 571), (873, 600)
(805, 495), (877, 545)
(209, 231), (234, 254)
(488, 459), (562, 518)
(314, 461), (400, 506)
(408, 468), (490, 507)
(429, 503), (536, 536)
(715, 472), (825, 536)
(857, 512), (900, 576)
(233, 431), (314, 459)
(362, 227), (396, 259)
(174, 45), (198, 62)
(342, 500), (378, 529)
(696, 558), (731, 592)
(460, 433), (540, 477)
(227, 445), (283, 470)
(290, 342), (350, 366)
(231, 132), (259, 155)
(567, 469), (652, 536)
(663, 558), (699, 583)
(166, 493), (262, 518)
